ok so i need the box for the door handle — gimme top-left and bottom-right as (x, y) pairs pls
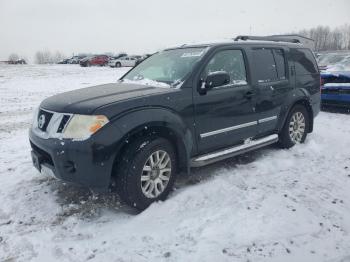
(244, 91), (254, 99)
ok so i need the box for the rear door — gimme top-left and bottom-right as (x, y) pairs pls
(249, 47), (291, 134)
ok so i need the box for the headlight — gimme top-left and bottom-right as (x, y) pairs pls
(63, 114), (109, 140)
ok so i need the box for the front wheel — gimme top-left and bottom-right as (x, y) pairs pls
(115, 62), (121, 68)
(278, 105), (310, 148)
(115, 137), (177, 210)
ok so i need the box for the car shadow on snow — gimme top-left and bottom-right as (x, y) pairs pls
(47, 145), (271, 221)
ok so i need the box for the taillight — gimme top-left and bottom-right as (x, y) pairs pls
(320, 77), (324, 92)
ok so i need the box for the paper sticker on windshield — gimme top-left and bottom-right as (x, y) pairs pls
(181, 51), (204, 58)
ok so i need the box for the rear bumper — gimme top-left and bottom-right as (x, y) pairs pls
(310, 92), (321, 118)
(29, 128), (116, 191)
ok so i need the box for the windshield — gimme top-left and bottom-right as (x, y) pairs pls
(122, 47), (206, 87)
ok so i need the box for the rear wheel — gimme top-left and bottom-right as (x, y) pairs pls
(278, 105), (310, 148)
(115, 137), (177, 210)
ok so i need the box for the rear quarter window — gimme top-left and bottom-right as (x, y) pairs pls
(291, 48), (318, 75)
(273, 49), (287, 80)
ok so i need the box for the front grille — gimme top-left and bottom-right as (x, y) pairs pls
(37, 109), (53, 132)
(57, 115), (71, 133)
(33, 109), (73, 139)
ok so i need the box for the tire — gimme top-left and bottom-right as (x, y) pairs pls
(115, 62), (121, 68)
(278, 105), (310, 148)
(115, 137), (177, 210)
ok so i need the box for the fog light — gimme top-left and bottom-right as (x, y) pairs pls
(64, 161), (76, 173)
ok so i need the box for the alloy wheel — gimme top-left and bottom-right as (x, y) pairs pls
(289, 111), (306, 143)
(141, 150), (171, 198)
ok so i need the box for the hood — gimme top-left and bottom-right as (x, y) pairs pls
(40, 82), (174, 114)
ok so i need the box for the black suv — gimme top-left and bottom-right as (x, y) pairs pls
(29, 36), (320, 210)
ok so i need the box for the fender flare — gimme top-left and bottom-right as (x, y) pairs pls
(276, 89), (314, 133)
(110, 107), (194, 173)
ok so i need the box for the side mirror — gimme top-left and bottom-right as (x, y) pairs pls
(201, 71), (230, 92)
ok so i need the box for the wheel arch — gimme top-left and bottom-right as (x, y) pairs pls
(115, 124), (189, 174)
(278, 97), (314, 133)
(109, 108), (194, 179)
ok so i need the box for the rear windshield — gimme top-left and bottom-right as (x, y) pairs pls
(291, 48), (318, 75)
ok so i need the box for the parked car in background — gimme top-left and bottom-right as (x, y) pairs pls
(135, 54), (152, 65)
(112, 53), (127, 60)
(107, 53), (127, 67)
(57, 58), (70, 64)
(317, 51), (350, 71)
(8, 59), (26, 65)
(68, 55), (87, 64)
(108, 55), (139, 67)
(57, 55), (87, 64)
(321, 58), (350, 108)
(80, 55), (109, 67)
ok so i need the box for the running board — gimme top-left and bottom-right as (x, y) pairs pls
(190, 134), (278, 167)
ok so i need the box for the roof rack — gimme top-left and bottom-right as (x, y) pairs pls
(234, 35), (300, 44)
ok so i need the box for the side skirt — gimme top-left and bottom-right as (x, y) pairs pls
(190, 134), (278, 167)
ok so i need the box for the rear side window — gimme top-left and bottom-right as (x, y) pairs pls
(292, 48), (318, 74)
(252, 49), (278, 83)
(273, 49), (286, 80)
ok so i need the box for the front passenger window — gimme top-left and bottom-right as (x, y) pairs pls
(203, 50), (247, 86)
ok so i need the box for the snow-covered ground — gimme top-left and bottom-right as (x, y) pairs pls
(1, 64), (350, 262)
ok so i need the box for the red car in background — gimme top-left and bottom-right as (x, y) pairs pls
(80, 55), (109, 67)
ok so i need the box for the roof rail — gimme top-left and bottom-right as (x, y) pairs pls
(234, 35), (300, 44)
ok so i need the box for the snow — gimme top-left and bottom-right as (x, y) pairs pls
(122, 78), (171, 88)
(324, 83), (350, 87)
(324, 60), (350, 72)
(1, 64), (350, 261)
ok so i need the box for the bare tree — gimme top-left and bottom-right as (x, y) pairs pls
(296, 24), (350, 51)
(53, 51), (65, 63)
(35, 50), (65, 64)
(35, 51), (45, 64)
(8, 53), (19, 62)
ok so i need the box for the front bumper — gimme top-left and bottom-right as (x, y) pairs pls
(29, 127), (117, 191)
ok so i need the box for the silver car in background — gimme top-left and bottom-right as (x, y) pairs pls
(108, 55), (141, 68)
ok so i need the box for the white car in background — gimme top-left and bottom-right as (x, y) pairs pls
(108, 56), (140, 68)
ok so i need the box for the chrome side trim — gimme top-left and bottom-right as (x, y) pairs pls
(191, 134), (278, 167)
(200, 116), (278, 139)
(200, 121), (257, 138)
(258, 116), (277, 123)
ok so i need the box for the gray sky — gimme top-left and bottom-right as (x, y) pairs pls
(1, 0), (349, 61)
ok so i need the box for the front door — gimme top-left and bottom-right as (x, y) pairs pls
(193, 48), (258, 154)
